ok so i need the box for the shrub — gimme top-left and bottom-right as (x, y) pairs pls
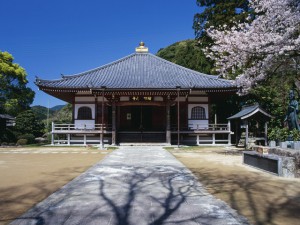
(279, 128), (289, 141)
(18, 134), (35, 144)
(17, 139), (28, 146)
(268, 127), (281, 141)
(47, 133), (52, 144)
(1, 142), (8, 146)
(0, 129), (17, 143)
(268, 127), (289, 142)
(290, 129), (300, 141)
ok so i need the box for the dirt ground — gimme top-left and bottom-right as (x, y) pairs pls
(171, 147), (300, 225)
(0, 146), (111, 225)
(1, 146), (300, 225)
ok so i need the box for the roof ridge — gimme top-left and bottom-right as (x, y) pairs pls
(241, 103), (259, 110)
(61, 53), (137, 79)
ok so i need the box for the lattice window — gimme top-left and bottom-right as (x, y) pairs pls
(191, 106), (206, 119)
(77, 106), (92, 120)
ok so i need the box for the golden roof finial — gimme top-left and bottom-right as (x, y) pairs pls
(136, 41), (148, 53)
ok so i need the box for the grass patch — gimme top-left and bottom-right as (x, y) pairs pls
(106, 146), (118, 150)
(163, 147), (175, 150)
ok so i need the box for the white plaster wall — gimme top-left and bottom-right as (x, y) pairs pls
(154, 96), (163, 101)
(190, 91), (207, 95)
(188, 120), (209, 130)
(188, 96), (208, 102)
(120, 97), (130, 101)
(97, 97), (108, 102)
(188, 104), (209, 130)
(75, 92), (91, 95)
(174, 97), (187, 102)
(74, 120), (95, 129)
(74, 104), (96, 119)
(75, 96), (95, 102)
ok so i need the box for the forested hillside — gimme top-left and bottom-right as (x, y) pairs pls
(30, 104), (72, 135)
(157, 40), (215, 75)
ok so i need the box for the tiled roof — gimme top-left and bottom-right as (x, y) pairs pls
(0, 114), (15, 120)
(36, 52), (236, 90)
(228, 104), (272, 120)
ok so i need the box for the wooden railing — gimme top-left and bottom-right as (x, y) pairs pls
(171, 123), (230, 131)
(52, 123), (112, 132)
(192, 123), (229, 131)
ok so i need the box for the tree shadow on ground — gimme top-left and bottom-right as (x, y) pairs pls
(97, 167), (191, 225)
(0, 166), (95, 225)
(189, 167), (300, 225)
(7, 164), (248, 225)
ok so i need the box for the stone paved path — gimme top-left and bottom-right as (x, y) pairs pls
(11, 146), (249, 225)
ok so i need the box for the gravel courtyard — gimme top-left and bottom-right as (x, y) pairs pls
(170, 147), (300, 225)
(1, 146), (300, 225)
(0, 147), (111, 225)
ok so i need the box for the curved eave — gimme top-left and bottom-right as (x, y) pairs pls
(37, 85), (237, 93)
(228, 107), (273, 120)
(241, 108), (273, 120)
(37, 85), (237, 102)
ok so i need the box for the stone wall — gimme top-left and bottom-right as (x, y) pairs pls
(251, 146), (300, 178)
(268, 148), (300, 178)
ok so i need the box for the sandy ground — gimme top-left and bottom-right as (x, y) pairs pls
(1, 146), (300, 225)
(0, 147), (111, 225)
(171, 147), (300, 225)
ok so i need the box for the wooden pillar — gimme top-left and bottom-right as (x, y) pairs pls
(51, 122), (54, 145)
(112, 101), (116, 145)
(212, 124), (215, 144)
(265, 122), (268, 146)
(100, 87), (106, 149)
(84, 134), (87, 146)
(67, 134), (70, 145)
(228, 121), (231, 145)
(235, 121), (239, 146)
(245, 120), (249, 148)
(72, 100), (75, 123)
(95, 96), (98, 124)
(177, 87), (180, 147)
(166, 98), (171, 145)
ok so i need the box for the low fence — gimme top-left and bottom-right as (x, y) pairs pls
(51, 122), (232, 146)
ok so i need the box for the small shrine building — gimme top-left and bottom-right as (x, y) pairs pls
(35, 43), (237, 146)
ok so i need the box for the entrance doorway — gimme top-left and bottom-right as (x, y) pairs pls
(118, 105), (166, 142)
(131, 106), (152, 131)
(119, 105), (165, 131)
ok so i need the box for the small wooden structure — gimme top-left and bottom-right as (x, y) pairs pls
(228, 104), (273, 147)
(0, 114), (15, 129)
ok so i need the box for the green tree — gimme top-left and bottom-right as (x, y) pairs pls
(249, 71), (296, 129)
(157, 40), (215, 74)
(14, 110), (44, 138)
(0, 51), (35, 116)
(193, 0), (250, 40)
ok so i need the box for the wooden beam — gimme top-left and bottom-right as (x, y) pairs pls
(116, 101), (166, 106)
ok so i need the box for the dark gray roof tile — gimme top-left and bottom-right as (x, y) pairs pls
(228, 104), (272, 120)
(36, 53), (236, 90)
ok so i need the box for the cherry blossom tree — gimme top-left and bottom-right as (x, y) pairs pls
(205, 0), (300, 94)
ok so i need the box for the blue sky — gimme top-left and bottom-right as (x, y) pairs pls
(1, 0), (202, 107)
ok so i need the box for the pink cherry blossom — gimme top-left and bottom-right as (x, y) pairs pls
(205, 0), (300, 94)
